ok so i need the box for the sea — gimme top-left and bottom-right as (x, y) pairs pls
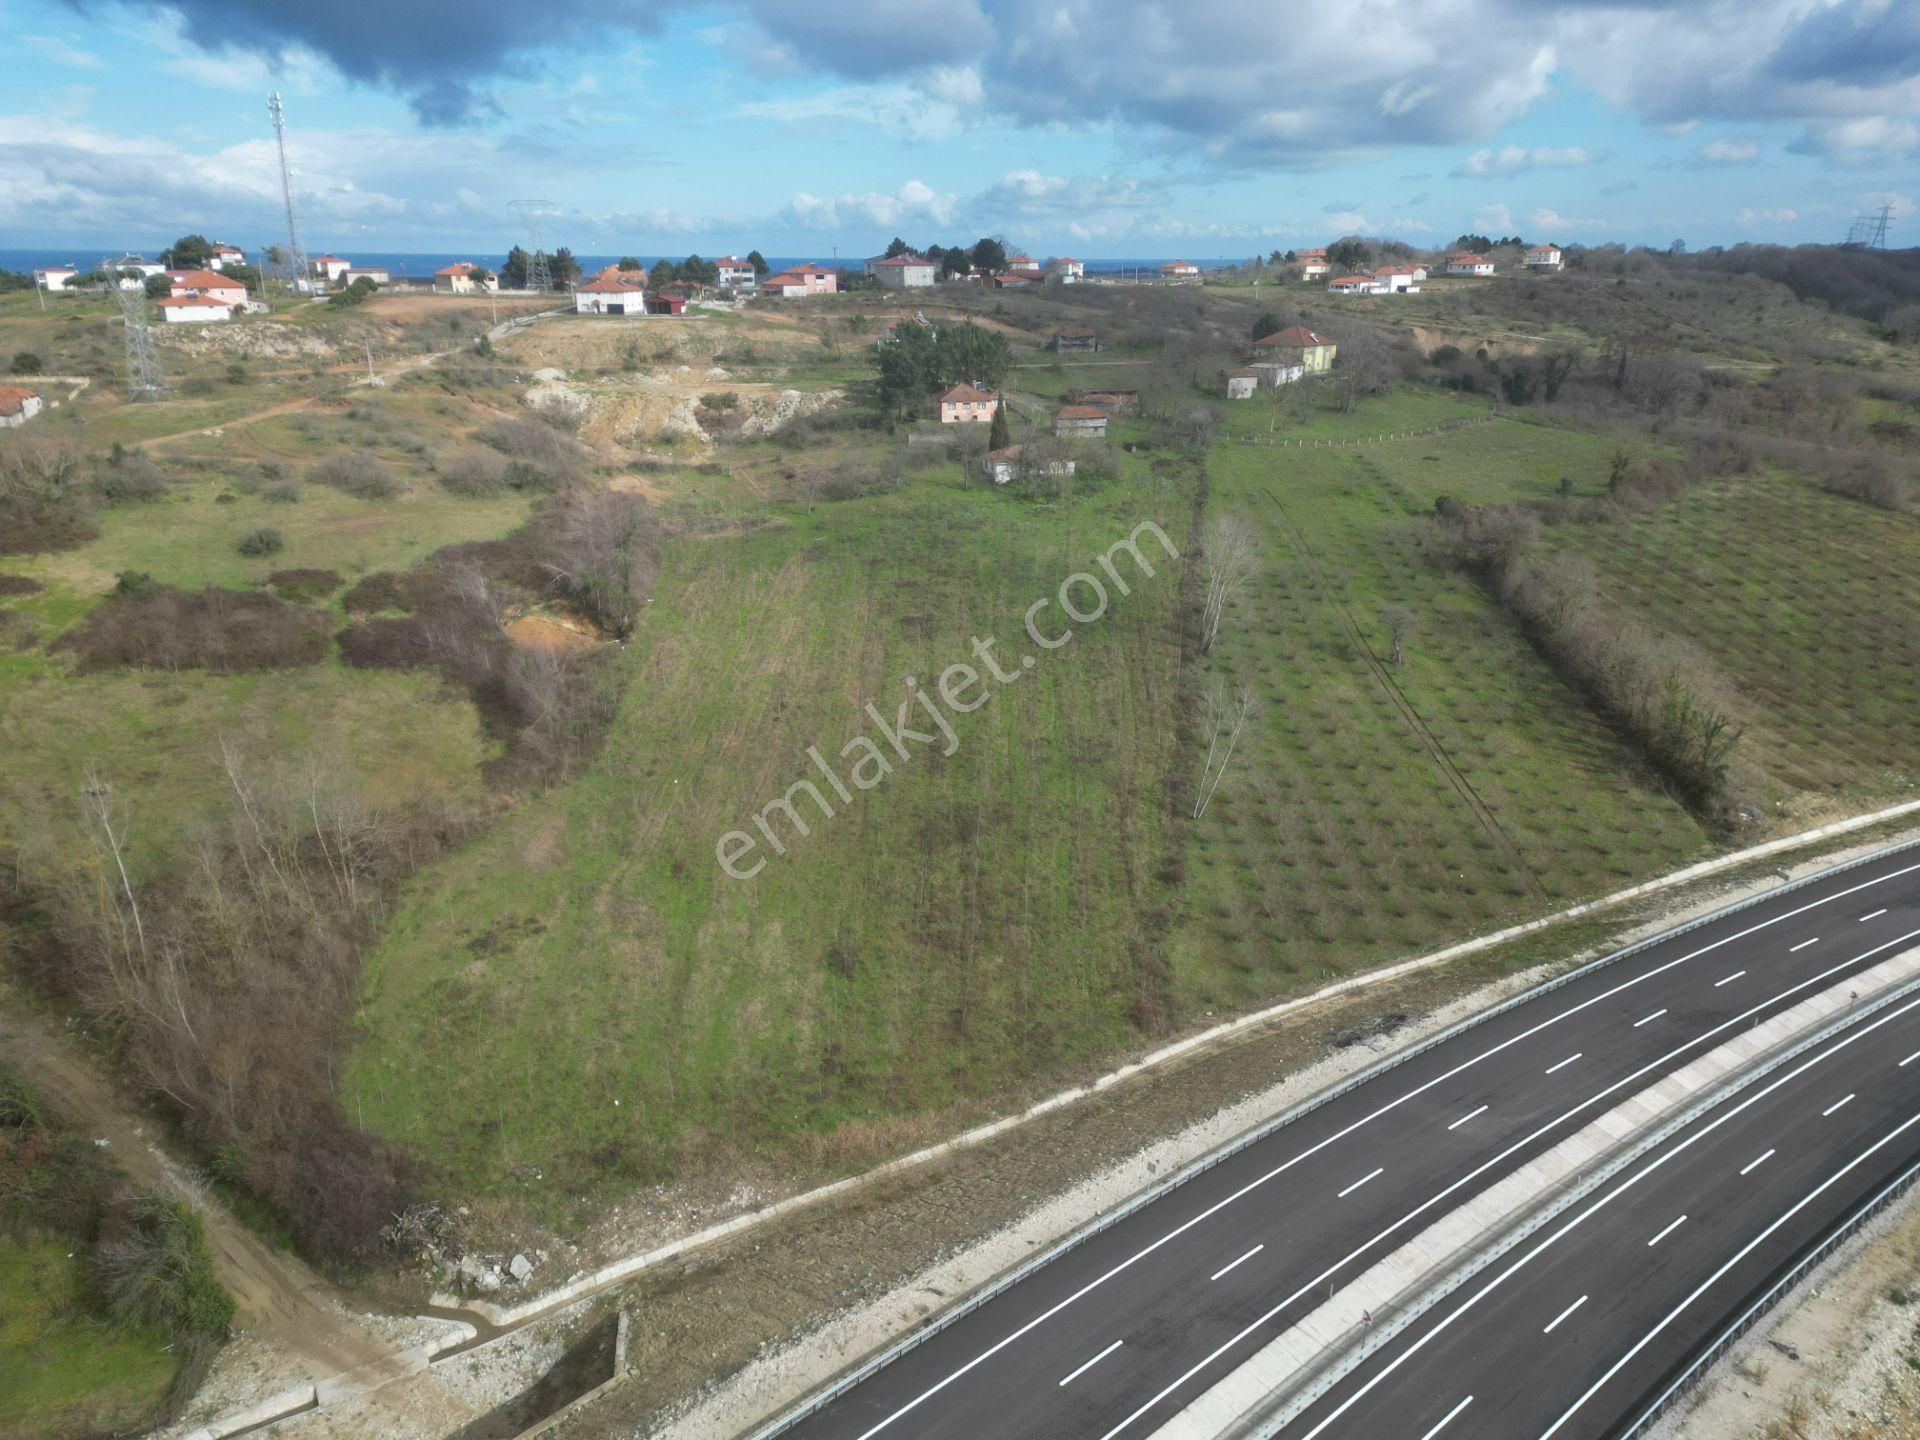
(0, 247), (1246, 280)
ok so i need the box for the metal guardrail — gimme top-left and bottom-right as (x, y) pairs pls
(739, 835), (1920, 1440)
(1245, 966), (1920, 1438)
(1619, 1152), (1920, 1438)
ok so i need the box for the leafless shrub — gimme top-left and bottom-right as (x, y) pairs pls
(438, 450), (510, 497)
(54, 585), (333, 673)
(310, 450), (404, 499)
(476, 419), (588, 490)
(1199, 512), (1258, 653)
(0, 431), (96, 554)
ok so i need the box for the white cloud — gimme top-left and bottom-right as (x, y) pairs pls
(1530, 206), (1604, 232)
(1737, 207), (1799, 224)
(20, 35), (102, 70)
(1697, 138), (1760, 164)
(1790, 116), (1920, 162)
(1456, 144), (1598, 177)
(1473, 202), (1516, 234)
(740, 80), (977, 142)
(782, 180), (958, 232)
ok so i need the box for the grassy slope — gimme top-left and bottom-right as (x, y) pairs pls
(1548, 469), (1920, 804)
(1177, 389), (1707, 1007)
(0, 1240), (177, 1440)
(348, 453), (1189, 1206)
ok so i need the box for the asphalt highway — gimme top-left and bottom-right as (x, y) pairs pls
(1279, 986), (1920, 1440)
(772, 848), (1920, 1440)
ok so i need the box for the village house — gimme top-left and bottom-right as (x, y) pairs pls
(1327, 274), (1378, 295)
(342, 267), (390, 286)
(105, 256), (164, 289)
(1372, 264), (1423, 292)
(311, 255), (351, 283)
(715, 256), (757, 292)
(1253, 324), (1338, 373)
(647, 294), (688, 315)
(871, 254), (937, 289)
(992, 270), (1040, 289)
(1525, 244), (1564, 270)
(939, 382), (1001, 424)
(156, 295), (236, 323)
(1052, 404), (1109, 440)
(168, 269), (248, 306)
(1446, 252), (1495, 277)
(1007, 254), (1043, 273)
(1160, 259), (1201, 281)
(760, 262), (838, 297)
(1225, 369), (1260, 400)
(1299, 257), (1331, 281)
(33, 266), (77, 292)
(574, 272), (647, 315)
(208, 243), (247, 270)
(1051, 327), (1100, 353)
(1250, 360), (1306, 387)
(0, 386), (44, 427)
(434, 261), (498, 294)
(982, 444), (1074, 486)
(1048, 256), (1085, 282)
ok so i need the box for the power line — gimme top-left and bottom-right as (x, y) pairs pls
(1842, 203), (1892, 250)
(101, 260), (167, 400)
(512, 199), (558, 292)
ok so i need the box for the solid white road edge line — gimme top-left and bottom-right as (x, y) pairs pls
(1542, 1295), (1588, 1334)
(1288, 992), (1920, 1440)
(1060, 1340), (1124, 1388)
(1211, 1247), (1263, 1282)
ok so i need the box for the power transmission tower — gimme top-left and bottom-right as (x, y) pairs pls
(102, 260), (167, 400)
(267, 91), (313, 293)
(511, 199), (557, 292)
(1842, 203), (1893, 249)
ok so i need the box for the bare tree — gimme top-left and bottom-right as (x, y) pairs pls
(1194, 682), (1256, 819)
(1334, 328), (1396, 413)
(1380, 606), (1417, 667)
(1199, 512), (1259, 653)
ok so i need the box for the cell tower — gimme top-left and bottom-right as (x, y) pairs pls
(512, 199), (558, 291)
(267, 91), (313, 292)
(101, 260), (167, 400)
(1842, 203), (1893, 249)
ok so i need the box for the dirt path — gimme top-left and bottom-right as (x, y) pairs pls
(0, 1005), (386, 1375)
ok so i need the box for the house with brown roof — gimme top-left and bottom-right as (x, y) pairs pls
(715, 256), (757, 292)
(1327, 274), (1379, 295)
(209, 242), (247, 270)
(434, 261), (498, 294)
(311, 255), (351, 283)
(1445, 252), (1495, 277)
(939, 383), (1001, 424)
(1048, 256), (1085, 282)
(1007, 253), (1043, 273)
(761, 262), (838, 297)
(1524, 244), (1563, 270)
(871, 254), (937, 290)
(1160, 259), (1201, 280)
(574, 273), (647, 315)
(1253, 324), (1337, 373)
(0, 385), (44, 427)
(1052, 404), (1109, 440)
(1299, 256), (1331, 281)
(168, 269), (248, 306)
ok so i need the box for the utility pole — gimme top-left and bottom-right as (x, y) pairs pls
(267, 92), (312, 295)
(102, 259), (167, 400)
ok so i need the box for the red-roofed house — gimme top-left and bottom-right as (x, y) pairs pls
(1373, 264), (1425, 291)
(156, 295), (237, 324)
(1007, 254), (1042, 273)
(1327, 274), (1378, 295)
(992, 270), (1039, 289)
(434, 262), (498, 294)
(1052, 404), (1109, 440)
(761, 262), (837, 297)
(1253, 325), (1337, 373)
(1048, 256), (1084, 282)
(939, 383), (1001, 424)
(1298, 256), (1331, 281)
(209, 243), (247, 271)
(168, 269), (248, 306)
(1161, 260), (1201, 280)
(311, 255), (351, 283)
(1445, 252), (1495, 277)
(0, 385), (44, 427)
(871, 254), (937, 290)
(715, 256), (757, 292)
(574, 273), (647, 315)
(1524, 244), (1563, 270)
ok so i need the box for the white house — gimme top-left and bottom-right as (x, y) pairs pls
(33, 267), (77, 292)
(169, 269), (248, 306)
(760, 262), (837, 297)
(574, 273), (647, 315)
(156, 296), (235, 324)
(1372, 265), (1422, 293)
(1160, 259), (1201, 280)
(871, 254), (937, 289)
(715, 256), (757, 292)
(342, 267), (390, 286)
(434, 262), (498, 294)
(939, 382), (1000, 423)
(1007, 253), (1043, 273)
(1524, 244), (1563, 270)
(105, 256), (164, 290)
(1328, 274), (1379, 294)
(1445, 252), (1495, 276)
(209, 243), (247, 270)
(1249, 360), (1306, 387)
(982, 444), (1073, 486)
(1048, 256), (1085, 282)
(311, 254), (351, 283)
(0, 386), (44, 427)
(1226, 369), (1259, 400)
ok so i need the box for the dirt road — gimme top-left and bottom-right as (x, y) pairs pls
(0, 1004), (386, 1376)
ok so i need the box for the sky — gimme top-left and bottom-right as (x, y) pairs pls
(0, 0), (1915, 261)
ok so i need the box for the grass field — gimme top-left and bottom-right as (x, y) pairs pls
(346, 449), (1191, 1208)
(0, 1240), (178, 1440)
(1175, 389), (1708, 1009)
(1547, 469), (1920, 804)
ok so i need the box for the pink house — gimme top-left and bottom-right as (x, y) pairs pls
(938, 382), (1001, 424)
(760, 262), (838, 297)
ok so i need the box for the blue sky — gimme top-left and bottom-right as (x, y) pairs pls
(1, 0), (1914, 259)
